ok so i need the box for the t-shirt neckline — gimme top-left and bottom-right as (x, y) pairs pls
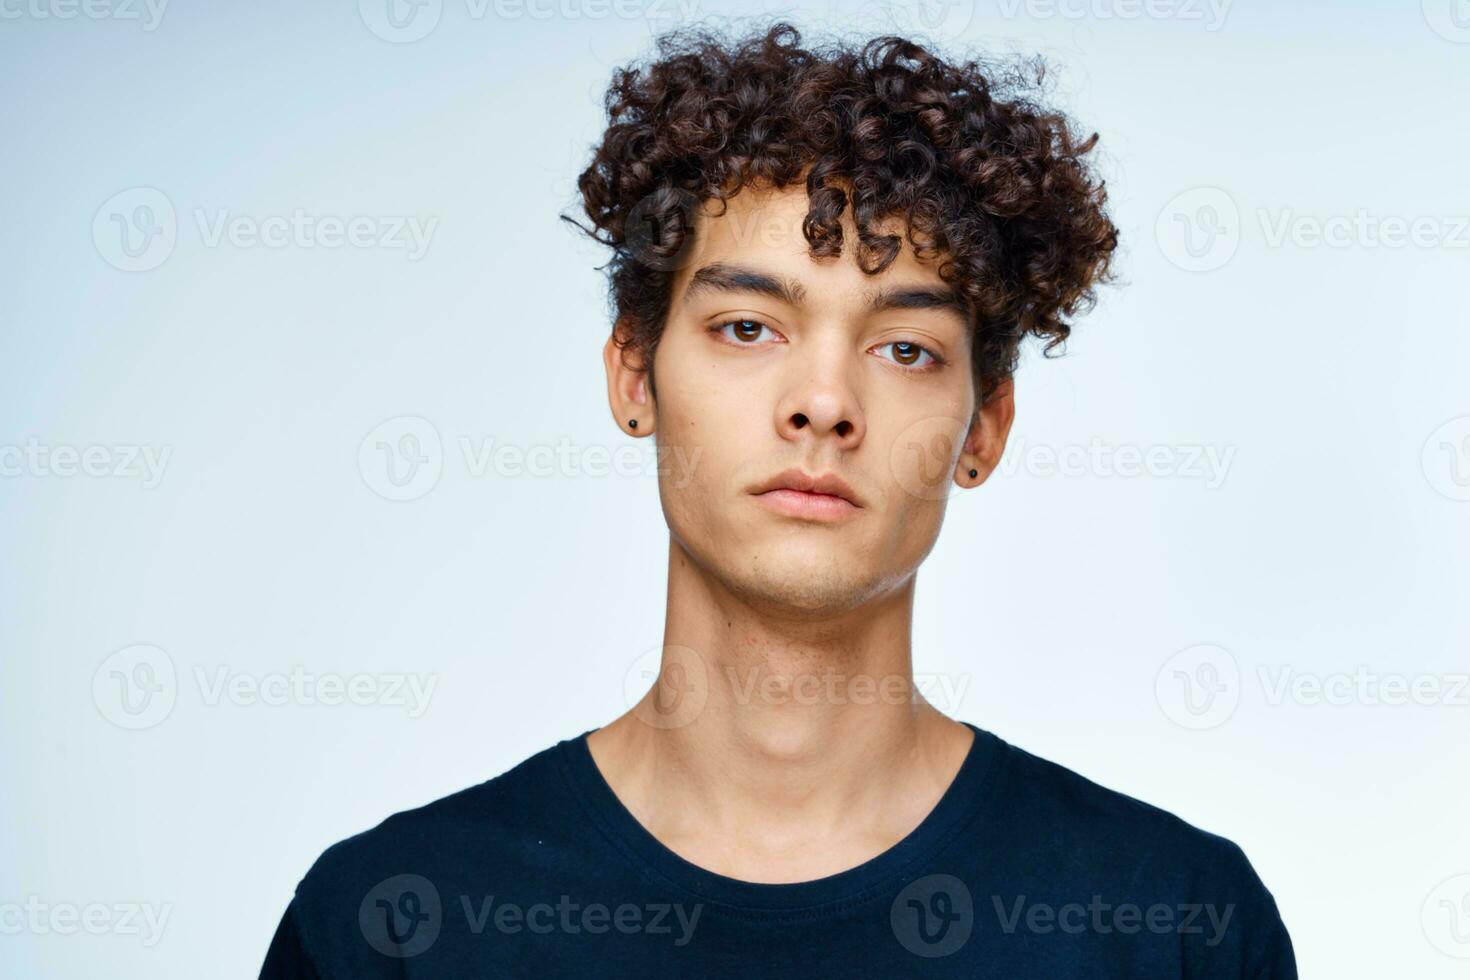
(553, 721), (1002, 914)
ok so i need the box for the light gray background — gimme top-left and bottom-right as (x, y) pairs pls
(3, 0), (1468, 976)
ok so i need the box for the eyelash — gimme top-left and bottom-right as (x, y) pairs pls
(708, 319), (946, 371)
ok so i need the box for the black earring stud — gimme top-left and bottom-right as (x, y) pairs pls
(629, 419), (638, 429)
(969, 468), (978, 478)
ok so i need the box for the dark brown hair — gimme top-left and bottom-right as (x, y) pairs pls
(566, 21), (1118, 403)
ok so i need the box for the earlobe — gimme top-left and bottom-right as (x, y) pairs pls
(956, 460), (987, 488)
(953, 416), (986, 489)
(603, 327), (656, 436)
(625, 374), (656, 436)
(957, 378), (1016, 488)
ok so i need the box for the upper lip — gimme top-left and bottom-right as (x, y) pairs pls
(751, 468), (863, 507)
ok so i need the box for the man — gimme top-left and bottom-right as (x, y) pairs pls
(260, 22), (1295, 977)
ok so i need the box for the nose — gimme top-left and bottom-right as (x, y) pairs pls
(772, 336), (865, 450)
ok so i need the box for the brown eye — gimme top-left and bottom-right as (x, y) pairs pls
(875, 340), (939, 369)
(732, 319), (762, 341)
(713, 319), (776, 344)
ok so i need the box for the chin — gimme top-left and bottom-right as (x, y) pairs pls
(728, 549), (878, 615)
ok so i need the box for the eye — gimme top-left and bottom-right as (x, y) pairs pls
(711, 318), (781, 345)
(873, 340), (942, 370)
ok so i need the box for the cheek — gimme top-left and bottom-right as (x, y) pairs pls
(881, 483), (948, 559)
(868, 415), (962, 564)
(877, 411), (970, 506)
(652, 389), (744, 537)
(657, 351), (755, 467)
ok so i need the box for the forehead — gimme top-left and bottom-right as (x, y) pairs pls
(674, 182), (950, 294)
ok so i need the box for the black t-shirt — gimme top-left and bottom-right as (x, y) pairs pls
(259, 724), (1295, 978)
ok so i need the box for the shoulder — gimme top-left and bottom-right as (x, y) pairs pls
(304, 738), (568, 883)
(283, 737), (581, 972)
(977, 731), (1295, 974)
(988, 733), (1266, 879)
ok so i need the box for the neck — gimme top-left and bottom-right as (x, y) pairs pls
(588, 537), (972, 882)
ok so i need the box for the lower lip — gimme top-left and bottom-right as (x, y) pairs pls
(754, 489), (861, 521)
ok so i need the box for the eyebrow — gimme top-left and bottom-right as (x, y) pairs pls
(684, 262), (807, 307)
(682, 261), (971, 323)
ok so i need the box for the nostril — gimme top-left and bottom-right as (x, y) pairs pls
(792, 413), (809, 429)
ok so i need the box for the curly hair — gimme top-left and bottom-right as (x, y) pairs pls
(566, 21), (1118, 404)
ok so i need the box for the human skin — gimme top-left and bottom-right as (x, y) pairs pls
(589, 178), (1017, 884)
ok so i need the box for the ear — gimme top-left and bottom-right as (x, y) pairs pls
(955, 378), (1015, 488)
(603, 316), (656, 436)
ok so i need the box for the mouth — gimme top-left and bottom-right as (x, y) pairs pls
(749, 468), (864, 522)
